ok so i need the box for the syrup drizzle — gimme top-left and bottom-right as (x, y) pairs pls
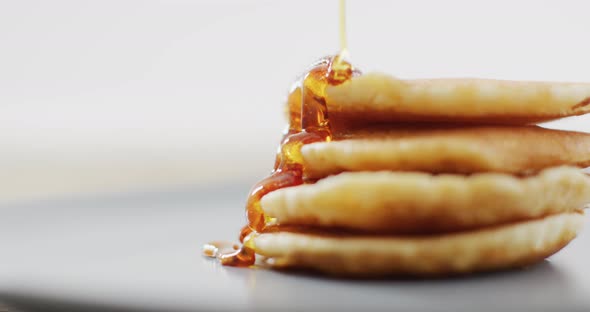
(204, 0), (357, 267)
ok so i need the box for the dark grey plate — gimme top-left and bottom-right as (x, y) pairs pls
(0, 183), (589, 312)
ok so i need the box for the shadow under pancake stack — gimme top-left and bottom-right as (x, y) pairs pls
(207, 56), (590, 277)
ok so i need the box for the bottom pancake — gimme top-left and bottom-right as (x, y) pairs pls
(254, 212), (584, 276)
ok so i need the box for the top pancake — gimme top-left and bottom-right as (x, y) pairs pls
(325, 73), (590, 124)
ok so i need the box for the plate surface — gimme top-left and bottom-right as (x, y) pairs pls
(0, 184), (589, 312)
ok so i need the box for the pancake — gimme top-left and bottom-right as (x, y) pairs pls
(255, 212), (584, 276)
(325, 73), (590, 125)
(302, 125), (590, 179)
(261, 166), (590, 233)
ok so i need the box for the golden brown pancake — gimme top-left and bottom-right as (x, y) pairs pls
(302, 125), (590, 179)
(255, 212), (584, 276)
(261, 166), (590, 233)
(325, 73), (590, 125)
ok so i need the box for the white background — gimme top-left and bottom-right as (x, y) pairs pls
(1, 0), (590, 202)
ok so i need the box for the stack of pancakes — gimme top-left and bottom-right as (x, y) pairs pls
(254, 73), (590, 276)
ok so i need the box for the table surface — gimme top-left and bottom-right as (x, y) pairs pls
(1, 183), (589, 312)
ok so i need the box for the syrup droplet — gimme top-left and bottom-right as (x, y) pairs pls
(202, 241), (239, 258)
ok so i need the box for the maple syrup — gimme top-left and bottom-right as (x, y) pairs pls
(204, 0), (358, 266)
